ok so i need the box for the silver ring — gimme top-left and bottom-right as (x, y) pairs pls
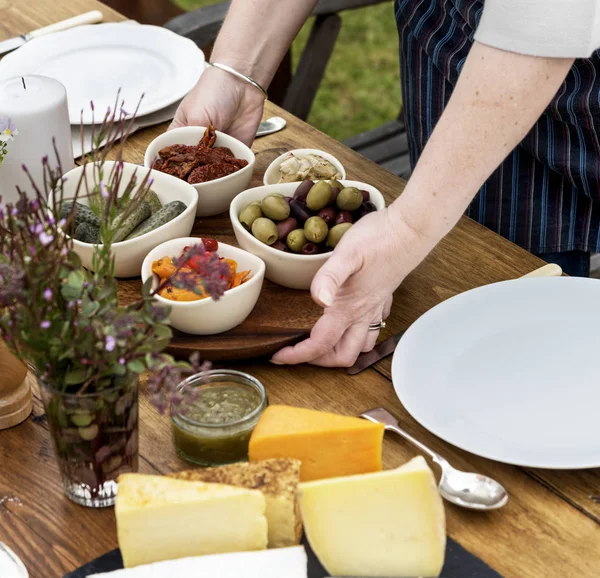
(368, 320), (386, 331)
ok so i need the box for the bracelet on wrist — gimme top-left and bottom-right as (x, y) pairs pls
(208, 62), (268, 100)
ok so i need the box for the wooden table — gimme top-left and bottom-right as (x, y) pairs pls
(2, 2), (600, 577)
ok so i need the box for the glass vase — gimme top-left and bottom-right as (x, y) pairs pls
(40, 377), (139, 508)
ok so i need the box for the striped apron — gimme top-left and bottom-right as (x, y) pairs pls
(396, 0), (600, 256)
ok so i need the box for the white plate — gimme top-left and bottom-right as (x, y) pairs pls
(0, 24), (204, 124)
(391, 277), (600, 469)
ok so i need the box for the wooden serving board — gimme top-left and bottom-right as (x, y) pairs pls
(117, 146), (323, 361)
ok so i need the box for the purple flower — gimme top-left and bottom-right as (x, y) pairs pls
(99, 181), (109, 198)
(40, 320), (50, 329)
(39, 232), (53, 246)
(119, 357), (126, 365)
(43, 288), (52, 302)
(0, 117), (18, 142)
(105, 335), (116, 352)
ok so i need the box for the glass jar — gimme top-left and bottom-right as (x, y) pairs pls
(171, 370), (267, 466)
(40, 376), (139, 508)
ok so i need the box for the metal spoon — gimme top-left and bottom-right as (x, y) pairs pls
(360, 408), (509, 510)
(256, 116), (286, 137)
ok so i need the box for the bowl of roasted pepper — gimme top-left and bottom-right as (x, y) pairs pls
(144, 125), (255, 217)
(141, 237), (265, 335)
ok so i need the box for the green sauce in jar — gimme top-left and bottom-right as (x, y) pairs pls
(171, 371), (267, 466)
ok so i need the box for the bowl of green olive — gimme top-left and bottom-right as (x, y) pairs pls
(230, 179), (385, 290)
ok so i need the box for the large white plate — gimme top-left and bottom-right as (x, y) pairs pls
(0, 24), (204, 124)
(391, 277), (600, 469)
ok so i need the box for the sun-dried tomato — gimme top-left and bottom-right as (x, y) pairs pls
(199, 125), (217, 148)
(188, 163), (239, 184)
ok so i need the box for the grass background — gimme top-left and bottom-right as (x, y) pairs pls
(174, 0), (401, 141)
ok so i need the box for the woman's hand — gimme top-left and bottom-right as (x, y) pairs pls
(271, 208), (419, 367)
(169, 66), (265, 146)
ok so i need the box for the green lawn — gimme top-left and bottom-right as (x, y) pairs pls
(174, 1), (401, 141)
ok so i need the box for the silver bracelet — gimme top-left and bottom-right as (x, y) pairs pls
(208, 62), (268, 100)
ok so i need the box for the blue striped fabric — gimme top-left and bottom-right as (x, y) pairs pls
(395, 0), (600, 253)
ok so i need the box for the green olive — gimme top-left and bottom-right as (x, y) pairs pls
(329, 179), (344, 190)
(261, 194), (291, 221)
(336, 187), (363, 211)
(327, 222), (353, 248)
(250, 200), (262, 207)
(252, 217), (279, 245)
(306, 180), (333, 211)
(286, 229), (307, 253)
(239, 203), (263, 230)
(269, 193), (285, 199)
(304, 216), (329, 244)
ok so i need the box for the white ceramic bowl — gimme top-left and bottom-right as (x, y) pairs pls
(61, 161), (197, 278)
(144, 126), (255, 217)
(141, 238), (265, 335)
(230, 180), (385, 290)
(263, 148), (346, 185)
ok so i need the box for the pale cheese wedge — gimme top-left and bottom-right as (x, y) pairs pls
(298, 456), (446, 577)
(116, 474), (268, 568)
(89, 546), (308, 578)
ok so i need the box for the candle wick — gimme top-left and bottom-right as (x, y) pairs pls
(21, 77), (26, 90)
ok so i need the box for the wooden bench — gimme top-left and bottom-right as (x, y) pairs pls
(164, 0), (412, 179)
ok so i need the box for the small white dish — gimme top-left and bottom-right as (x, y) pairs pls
(60, 161), (197, 278)
(230, 181), (385, 290)
(141, 237), (265, 335)
(144, 126), (255, 217)
(263, 148), (346, 186)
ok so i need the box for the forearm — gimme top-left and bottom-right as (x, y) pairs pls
(211, 0), (318, 87)
(388, 41), (573, 265)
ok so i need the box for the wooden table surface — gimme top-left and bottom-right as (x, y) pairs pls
(1, 2), (599, 577)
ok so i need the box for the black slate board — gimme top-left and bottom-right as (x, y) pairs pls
(65, 536), (503, 578)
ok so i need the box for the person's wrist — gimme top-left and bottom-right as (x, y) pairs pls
(207, 54), (273, 89)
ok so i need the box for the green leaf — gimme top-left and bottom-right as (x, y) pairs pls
(82, 301), (100, 317)
(127, 360), (146, 374)
(64, 368), (87, 385)
(153, 325), (172, 339)
(142, 277), (154, 297)
(111, 363), (127, 376)
(61, 270), (85, 301)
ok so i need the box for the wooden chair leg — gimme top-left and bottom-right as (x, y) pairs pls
(282, 13), (342, 121)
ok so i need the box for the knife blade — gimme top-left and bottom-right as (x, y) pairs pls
(346, 331), (405, 375)
(0, 11), (103, 56)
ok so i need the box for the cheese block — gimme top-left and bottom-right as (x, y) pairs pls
(116, 474), (268, 568)
(248, 405), (384, 481)
(169, 458), (302, 548)
(89, 546), (308, 578)
(298, 456), (446, 577)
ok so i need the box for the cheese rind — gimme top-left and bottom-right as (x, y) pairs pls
(169, 458), (302, 548)
(248, 405), (384, 481)
(298, 456), (446, 577)
(89, 546), (308, 578)
(116, 474), (268, 568)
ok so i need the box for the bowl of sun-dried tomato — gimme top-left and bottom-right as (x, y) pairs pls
(144, 125), (255, 217)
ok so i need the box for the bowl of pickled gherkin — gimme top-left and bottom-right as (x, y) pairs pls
(230, 180), (385, 290)
(58, 161), (198, 278)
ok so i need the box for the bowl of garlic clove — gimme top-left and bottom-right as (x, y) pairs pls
(263, 149), (346, 185)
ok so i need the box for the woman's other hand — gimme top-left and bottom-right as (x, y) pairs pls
(169, 66), (265, 147)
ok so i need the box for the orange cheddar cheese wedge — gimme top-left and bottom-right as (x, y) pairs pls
(248, 405), (384, 481)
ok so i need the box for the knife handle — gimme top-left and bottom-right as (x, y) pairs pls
(28, 11), (104, 39)
(519, 263), (562, 278)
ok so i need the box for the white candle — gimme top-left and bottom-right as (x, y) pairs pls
(0, 75), (74, 204)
